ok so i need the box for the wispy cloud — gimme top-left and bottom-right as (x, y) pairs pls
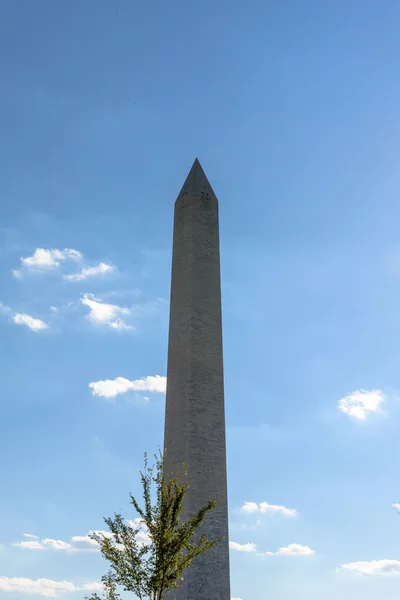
(1, 305), (48, 332)
(12, 313), (48, 331)
(13, 531), (106, 553)
(13, 522), (151, 554)
(392, 503), (400, 514)
(338, 389), (384, 420)
(240, 501), (298, 517)
(230, 520), (263, 533)
(64, 262), (114, 282)
(0, 302), (11, 314)
(81, 293), (133, 330)
(13, 538), (73, 552)
(14, 540), (44, 550)
(13, 248), (82, 277)
(258, 544), (315, 557)
(229, 541), (257, 552)
(339, 559), (400, 576)
(0, 577), (101, 597)
(71, 521), (151, 550)
(89, 375), (167, 399)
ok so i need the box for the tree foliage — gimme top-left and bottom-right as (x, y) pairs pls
(85, 451), (220, 600)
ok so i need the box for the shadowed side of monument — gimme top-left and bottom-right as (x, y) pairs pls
(164, 159), (231, 600)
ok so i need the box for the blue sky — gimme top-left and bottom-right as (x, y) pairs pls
(1, 0), (400, 598)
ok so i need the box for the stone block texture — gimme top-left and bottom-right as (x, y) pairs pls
(164, 159), (231, 600)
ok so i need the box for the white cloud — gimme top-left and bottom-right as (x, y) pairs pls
(12, 529), (123, 555)
(0, 577), (76, 597)
(258, 544), (315, 557)
(0, 576), (99, 597)
(64, 262), (114, 282)
(89, 375), (167, 399)
(14, 248), (82, 277)
(109, 320), (133, 330)
(42, 539), (73, 551)
(392, 503), (400, 514)
(338, 389), (384, 420)
(13, 538), (73, 552)
(50, 306), (58, 313)
(339, 559), (400, 576)
(241, 502), (258, 513)
(13, 541), (45, 550)
(81, 293), (133, 330)
(12, 522), (152, 560)
(70, 535), (99, 550)
(23, 533), (38, 539)
(70, 530), (114, 551)
(274, 544), (315, 556)
(231, 598), (242, 600)
(241, 501), (298, 517)
(229, 541), (257, 553)
(12, 313), (48, 331)
(13, 535), (96, 554)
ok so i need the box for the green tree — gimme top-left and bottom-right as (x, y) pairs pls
(85, 451), (220, 600)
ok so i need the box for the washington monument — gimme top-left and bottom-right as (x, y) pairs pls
(164, 159), (231, 599)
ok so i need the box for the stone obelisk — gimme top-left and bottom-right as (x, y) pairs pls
(164, 159), (230, 600)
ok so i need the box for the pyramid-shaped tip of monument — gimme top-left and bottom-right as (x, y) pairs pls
(177, 158), (217, 200)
